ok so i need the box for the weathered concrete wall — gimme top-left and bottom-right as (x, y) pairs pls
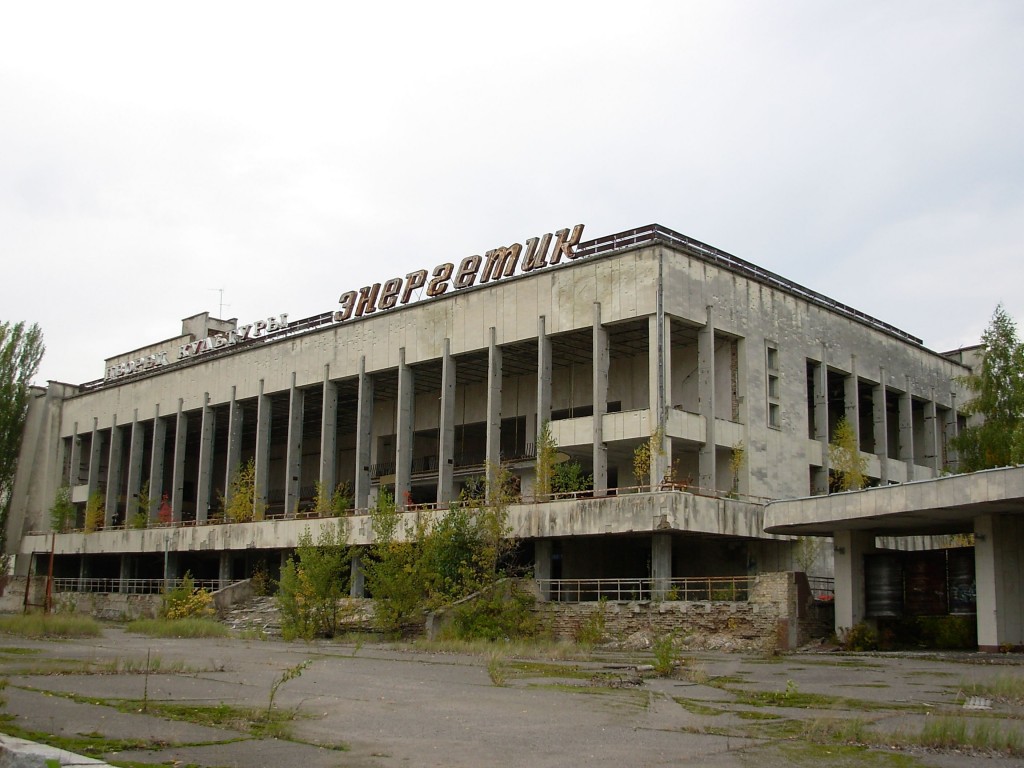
(533, 572), (830, 652)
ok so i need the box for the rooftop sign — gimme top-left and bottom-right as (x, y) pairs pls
(334, 224), (585, 322)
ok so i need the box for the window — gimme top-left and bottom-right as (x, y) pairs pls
(766, 342), (781, 429)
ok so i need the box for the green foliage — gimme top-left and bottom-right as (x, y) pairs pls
(250, 560), (271, 596)
(0, 612), (102, 638)
(534, 421), (557, 500)
(550, 460), (592, 495)
(839, 622), (878, 651)
(84, 490), (105, 533)
(222, 458), (264, 523)
(160, 572), (214, 620)
(130, 479), (152, 529)
(633, 425), (664, 488)
(276, 523), (352, 640)
(573, 598), (607, 645)
(652, 634), (678, 677)
(447, 584), (538, 641)
(729, 441), (746, 494)
(0, 320), (44, 541)
(266, 659), (311, 719)
(50, 484), (75, 532)
(365, 470), (514, 633)
(829, 416), (867, 491)
(313, 480), (352, 516)
(125, 617), (229, 638)
(954, 304), (1024, 471)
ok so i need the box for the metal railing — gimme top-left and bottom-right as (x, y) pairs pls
(807, 576), (835, 601)
(536, 576), (753, 603)
(50, 577), (225, 595)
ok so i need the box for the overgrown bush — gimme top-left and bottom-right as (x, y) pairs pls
(447, 584), (538, 641)
(250, 560), (272, 596)
(161, 572), (214, 620)
(84, 490), (104, 532)
(573, 598), (607, 645)
(50, 484), (75, 532)
(652, 634), (678, 676)
(839, 621), (878, 651)
(276, 523), (352, 640)
(222, 458), (264, 523)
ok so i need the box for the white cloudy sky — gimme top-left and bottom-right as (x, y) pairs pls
(2, 1), (1022, 384)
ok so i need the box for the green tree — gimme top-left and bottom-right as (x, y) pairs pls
(534, 421), (557, 501)
(0, 320), (44, 542)
(130, 479), (152, 529)
(276, 522), (352, 639)
(50, 484), (75, 532)
(222, 458), (264, 523)
(829, 416), (867, 492)
(953, 305), (1024, 471)
(551, 460), (592, 495)
(84, 490), (105, 533)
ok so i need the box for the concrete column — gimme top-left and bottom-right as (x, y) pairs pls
(119, 555), (132, 592)
(86, 418), (102, 501)
(844, 358), (859, 446)
(873, 371), (889, 485)
(125, 410), (144, 522)
(171, 400), (187, 523)
(924, 392), (939, 474)
(320, 366), (338, 498)
(832, 529), (874, 636)
(593, 303), (609, 496)
(350, 554), (365, 598)
(66, 421), (80, 487)
(898, 381), (914, 481)
(651, 533), (672, 600)
(254, 381), (271, 517)
(812, 358), (829, 495)
(285, 373), (304, 516)
(536, 316), (552, 442)
(218, 551), (232, 590)
(105, 418), (122, 527)
(437, 339), (456, 505)
(945, 393), (959, 472)
(149, 410), (167, 521)
(697, 307), (716, 492)
(225, 386), (243, 506)
(534, 539), (552, 600)
(486, 328), (503, 501)
(395, 350), (415, 508)
(354, 357), (374, 510)
(974, 514), (1024, 652)
(196, 393), (215, 523)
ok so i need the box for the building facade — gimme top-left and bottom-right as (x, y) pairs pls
(5, 223), (971, 594)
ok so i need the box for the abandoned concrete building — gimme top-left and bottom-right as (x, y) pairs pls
(11, 221), (1010, 646)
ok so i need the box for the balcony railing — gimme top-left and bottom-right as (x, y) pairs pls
(535, 576), (753, 603)
(50, 577), (226, 594)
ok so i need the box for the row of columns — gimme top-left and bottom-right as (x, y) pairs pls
(811, 358), (958, 493)
(68, 305), (724, 519)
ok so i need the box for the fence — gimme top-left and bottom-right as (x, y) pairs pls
(535, 575), (753, 603)
(50, 577), (224, 595)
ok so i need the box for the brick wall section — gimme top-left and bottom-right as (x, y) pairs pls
(532, 572), (833, 652)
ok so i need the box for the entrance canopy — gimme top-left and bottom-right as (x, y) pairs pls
(764, 465), (1024, 537)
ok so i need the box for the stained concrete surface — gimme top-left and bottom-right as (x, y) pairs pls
(0, 629), (1022, 767)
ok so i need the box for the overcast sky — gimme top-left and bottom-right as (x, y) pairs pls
(2, 1), (1022, 385)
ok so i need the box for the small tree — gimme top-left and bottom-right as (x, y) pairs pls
(0, 320), (44, 545)
(313, 480), (352, 516)
(534, 421), (557, 501)
(84, 490), (105, 533)
(223, 458), (264, 523)
(50, 485), (75, 532)
(551, 460), (592, 495)
(953, 305), (1024, 471)
(157, 494), (173, 524)
(829, 416), (867, 492)
(729, 441), (746, 496)
(276, 522), (352, 640)
(633, 425), (665, 489)
(130, 479), (152, 529)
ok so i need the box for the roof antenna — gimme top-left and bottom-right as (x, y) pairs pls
(210, 288), (230, 318)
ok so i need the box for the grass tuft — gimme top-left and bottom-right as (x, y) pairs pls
(125, 618), (230, 638)
(0, 613), (102, 638)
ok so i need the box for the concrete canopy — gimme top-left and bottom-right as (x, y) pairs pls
(763, 465), (1024, 537)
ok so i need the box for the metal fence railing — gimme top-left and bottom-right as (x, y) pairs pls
(535, 576), (753, 603)
(50, 577), (225, 595)
(807, 576), (835, 601)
